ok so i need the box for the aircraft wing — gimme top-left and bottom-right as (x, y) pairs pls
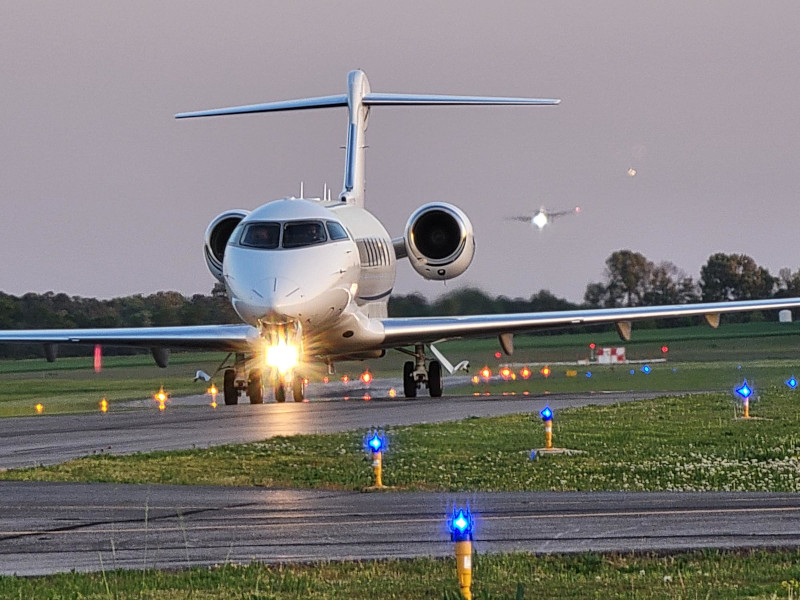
(380, 297), (800, 347)
(0, 324), (258, 352)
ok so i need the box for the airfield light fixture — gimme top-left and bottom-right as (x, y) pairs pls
(388, 388), (397, 398)
(364, 429), (387, 488)
(471, 375), (480, 385)
(360, 370), (373, 385)
(520, 366), (531, 379)
(630, 369), (635, 375)
(641, 365), (651, 374)
(540, 405), (554, 449)
(480, 367), (492, 381)
(35, 403), (44, 415)
(99, 398), (108, 413)
(786, 376), (798, 390)
(661, 345), (669, 354)
(448, 505), (474, 600)
(735, 380), (752, 400)
(586, 371), (592, 378)
(540, 366), (551, 378)
(735, 380), (753, 419)
(341, 375), (350, 383)
(500, 366), (512, 380)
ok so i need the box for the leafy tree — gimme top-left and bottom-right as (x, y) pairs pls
(700, 253), (776, 301)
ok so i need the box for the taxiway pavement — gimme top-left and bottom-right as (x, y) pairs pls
(2, 482), (799, 576)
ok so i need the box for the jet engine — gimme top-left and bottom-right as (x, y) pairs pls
(204, 209), (249, 282)
(401, 203), (475, 280)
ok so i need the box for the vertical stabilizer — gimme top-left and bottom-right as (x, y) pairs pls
(340, 70), (371, 207)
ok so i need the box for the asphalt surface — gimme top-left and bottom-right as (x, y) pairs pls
(2, 482), (800, 576)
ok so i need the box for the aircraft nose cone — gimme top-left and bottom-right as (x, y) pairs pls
(257, 277), (305, 316)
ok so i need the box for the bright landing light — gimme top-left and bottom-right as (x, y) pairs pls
(266, 340), (299, 374)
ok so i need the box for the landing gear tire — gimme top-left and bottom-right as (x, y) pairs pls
(428, 360), (443, 398)
(223, 369), (238, 406)
(274, 376), (286, 403)
(248, 369), (263, 404)
(403, 360), (417, 398)
(292, 376), (305, 402)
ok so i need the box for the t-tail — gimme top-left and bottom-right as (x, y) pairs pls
(176, 70), (560, 208)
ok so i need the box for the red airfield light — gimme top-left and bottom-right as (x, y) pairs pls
(589, 343), (596, 350)
(661, 345), (669, 353)
(494, 352), (501, 359)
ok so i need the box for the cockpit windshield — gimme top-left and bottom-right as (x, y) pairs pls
(283, 220), (328, 248)
(235, 219), (349, 250)
(240, 222), (280, 249)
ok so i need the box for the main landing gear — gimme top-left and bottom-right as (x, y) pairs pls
(221, 353), (306, 404)
(401, 343), (443, 398)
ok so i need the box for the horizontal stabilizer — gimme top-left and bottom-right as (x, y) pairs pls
(363, 93), (560, 106)
(175, 95), (348, 119)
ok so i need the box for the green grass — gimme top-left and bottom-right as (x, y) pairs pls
(6, 389), (800, 493)
(1, 549), (799, 599)
(454, 359), (800, 395)
(0, 352), (230, 417)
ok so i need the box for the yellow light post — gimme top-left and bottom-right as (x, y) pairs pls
(735, 380), (752, 419)
(541, 405), (553, 450)
(449, 506), (474, 600)
(365, 430), (386, 490)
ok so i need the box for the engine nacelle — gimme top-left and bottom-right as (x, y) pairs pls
(204, 209), (249, 282)
(402, 202), (475, 280)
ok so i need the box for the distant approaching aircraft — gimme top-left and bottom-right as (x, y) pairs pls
(507, 206), (581, 230)
(2, 70), (799, 404)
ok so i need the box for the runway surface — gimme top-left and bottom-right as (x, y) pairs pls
(2, 481), (800, 576)
(0, 385), (664, 470)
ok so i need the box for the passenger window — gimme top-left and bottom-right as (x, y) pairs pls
(326, 221), (349, 240)
(283, 221), (327, 248)
(240, 223), (280, 249)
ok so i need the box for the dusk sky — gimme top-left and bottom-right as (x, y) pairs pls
(2, 2), (798, 304)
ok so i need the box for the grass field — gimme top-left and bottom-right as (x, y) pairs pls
(1, 549), (800, 599)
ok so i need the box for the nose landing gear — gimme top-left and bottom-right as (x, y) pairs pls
(401, 343), (443, 398)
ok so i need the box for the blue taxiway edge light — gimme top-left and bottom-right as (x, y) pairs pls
(365, 430), (386, 453)
(540, 406), (553, 421)
(448, 505), (474, 542)
(735, 380), (752, 399)
(786, 376), (798, 390)
(641, 365), (651, 374)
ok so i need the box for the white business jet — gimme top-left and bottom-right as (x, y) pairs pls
(3, 70), (800, 404)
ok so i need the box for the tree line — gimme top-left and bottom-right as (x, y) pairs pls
(0, 250), (795, 358)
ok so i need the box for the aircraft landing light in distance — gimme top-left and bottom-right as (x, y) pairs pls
(507, 206), (581, 230)
(3, 70), (800, 404)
